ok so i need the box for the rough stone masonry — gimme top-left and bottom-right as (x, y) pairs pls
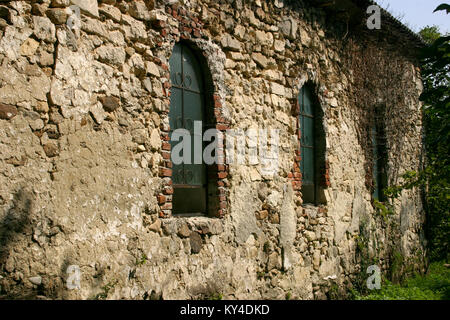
(0, 0), (427, 299)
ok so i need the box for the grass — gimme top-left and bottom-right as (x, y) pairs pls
(353, 261), (450, 300)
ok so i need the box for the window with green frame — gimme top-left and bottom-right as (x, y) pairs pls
(299, 86), (317, 204)
(169, 43), (208, 215)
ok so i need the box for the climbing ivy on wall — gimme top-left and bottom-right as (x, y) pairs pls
(375, 3), (450, 262)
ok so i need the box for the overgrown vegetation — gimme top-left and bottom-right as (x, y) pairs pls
(419, 25), (443, 45)
(352, 4), (450, 301)
(385, 4), (450, 262)
(372, 199), (394, 223)
(374, 2), (449, 263)
(353, 218), (378, 296)
(417, 4), (450, 262)
(353, 261), (450, 300)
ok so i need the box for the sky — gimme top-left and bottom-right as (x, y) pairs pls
(377, 0), (450, 34)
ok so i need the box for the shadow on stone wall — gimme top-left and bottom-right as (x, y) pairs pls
(0, 188), (32, 265)
(0, 188), (72, 299)
(0, 188), (34, 299)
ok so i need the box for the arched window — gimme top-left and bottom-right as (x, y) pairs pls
(298, 85), (326, 204)
(299, 86), (315, 203)
(169, 43), (208, 215)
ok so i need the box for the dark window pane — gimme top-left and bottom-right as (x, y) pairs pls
(169, 44), (182, 86)
(183, 163), (205, 186)
(303, 116), (314, 148)
(169, 87), (184, 185)
(298, 90), (304, 113)
(173, 187), (206, 215)
(373, 181), (380, 200)
(372, 125), (382, 200)
(300, 116), (305, 145)
(172, 166), (184, 185)
(183, 91), (203, 132)
(182, 46), (203, 92)
(302, 87), (313, 116)
(302, 184), (315, 204)
(169, 87), (182, 131)
(302, 147), (314, 184)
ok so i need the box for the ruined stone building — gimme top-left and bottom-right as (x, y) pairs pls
(0, 0), (427, 299)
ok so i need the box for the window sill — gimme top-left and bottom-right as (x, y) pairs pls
(160, 215), (224, 237)
(301, 203), (327, 209)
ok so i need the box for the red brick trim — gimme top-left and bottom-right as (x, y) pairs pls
(289, 98), (302, 196)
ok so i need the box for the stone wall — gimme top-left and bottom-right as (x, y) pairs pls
(0, 0), (426, 299)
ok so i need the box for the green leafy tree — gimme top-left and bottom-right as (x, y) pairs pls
(417, 4), (450, 261)
(419, 26), (443, 45)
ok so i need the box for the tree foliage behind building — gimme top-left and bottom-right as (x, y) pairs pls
(417, 4), (450, 261)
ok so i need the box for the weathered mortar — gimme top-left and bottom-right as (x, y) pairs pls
(0, 0), (426, 299)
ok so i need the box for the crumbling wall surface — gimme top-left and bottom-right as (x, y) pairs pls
(0, 0), (425, 299)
